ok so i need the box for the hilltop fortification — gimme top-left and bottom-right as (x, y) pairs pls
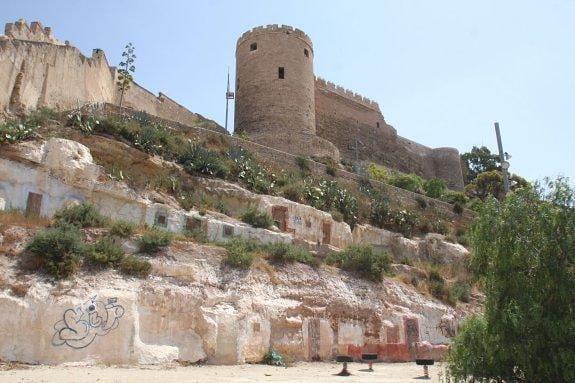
(235, 25), (464, 190)
(0, 19), (224, 133)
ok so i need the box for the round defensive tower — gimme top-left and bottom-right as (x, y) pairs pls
(235, 25), (326, 157)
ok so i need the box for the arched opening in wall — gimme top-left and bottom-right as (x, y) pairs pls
(278, 67), (285, 79)
(304, 48), (309, 58)
(376, 122), (380, 129)
(250, 42), (257, 51)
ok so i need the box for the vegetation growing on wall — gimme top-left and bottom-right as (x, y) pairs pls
(326, 245), (392, 282)
(23, 204), (151, 279)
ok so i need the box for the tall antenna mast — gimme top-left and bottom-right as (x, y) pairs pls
(225, 68), (235, 133)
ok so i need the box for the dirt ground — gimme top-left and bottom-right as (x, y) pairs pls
(0, 362), (449, 382)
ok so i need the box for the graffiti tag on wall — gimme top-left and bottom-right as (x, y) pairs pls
(52, 296), (125, 349)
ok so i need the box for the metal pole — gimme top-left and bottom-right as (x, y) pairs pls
(225, 68), (235, 134)
(494, 122), (510, 195)
(225, 70), (230, 133)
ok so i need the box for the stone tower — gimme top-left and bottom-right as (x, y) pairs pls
(235, 25), (339, 160)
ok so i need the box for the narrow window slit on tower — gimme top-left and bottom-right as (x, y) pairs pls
(250, 42), (257, 51)
(278, 67), (285, 79)
(304, 48), (309, 57)
(376, 122), (380, 128)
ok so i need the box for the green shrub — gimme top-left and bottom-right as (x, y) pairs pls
(67, 110), (100, 134)
(262, 350), (285, 367)
(370, 200), (392, 228)
(326, 245), (391, 282)
(295, 156), (310, 173)
(224, 237), (258, 268)
(240, 208), (274, 229)
(26, 224), (89, 279)
(140, 228), (172, 253)
(234, 156), (274, 194)
(326, 163), (337, 177)
(120, 255), (152, 278)
(97, 117), (139, 142)
(371, 202), (420, 237)
(281, 184), (304, 203)
(388, 173), (425, 194)
(133, 123), (172, 156)
(424, 178), (446, 199)
(54, 203), (108, 228)
(184, 228), (209, 243)
(303, 179), (358, 228)
(88, 238), (124, 267)
(428, 269), (447, 300)
(367, 162), (389, 182)
(25, 107), (60, 126)
(451, 281), (472, 303)
(0, 121), (39, 144)
(440, 190), (468, 205)
(109, 220), (136, 238)
(181, 143), (231, 178)
(265, 242), (317, 266)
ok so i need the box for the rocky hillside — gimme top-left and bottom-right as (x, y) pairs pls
(0, 219), (481, 365)
(0, 110), (481, 366)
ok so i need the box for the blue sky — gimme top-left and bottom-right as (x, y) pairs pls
(4, 0), (574, 184)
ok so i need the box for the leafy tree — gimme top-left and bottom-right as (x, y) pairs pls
(465, 170), (530, 201)
(448, 177), (575, 383)
(117, 42), (136, 107)
(461, 146), (501, 184)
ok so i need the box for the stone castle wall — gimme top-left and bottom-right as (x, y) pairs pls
(235, 25), (464, 190)
(0, 20), (224, 133)
(234, 25), (340, 160)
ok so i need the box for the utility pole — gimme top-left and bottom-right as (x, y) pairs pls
(494, 122), (510, 195)
(225, 68), (235, 133)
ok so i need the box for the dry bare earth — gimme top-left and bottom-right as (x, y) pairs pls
(0, 362), (446, 382)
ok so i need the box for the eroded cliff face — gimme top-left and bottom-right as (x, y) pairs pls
(0, 237), (471, 365)
(0, 137), (479, 365)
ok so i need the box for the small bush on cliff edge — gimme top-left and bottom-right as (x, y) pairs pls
(120, 255), (152, 278)
(240, 208), (274, 229)
(224, 237), (259, 269)
(326, 245), (391, 282)
(139, 228), (173, 253)
(25, 224), (89, 279)
(265, 242), (318, 267)
(54, 203), (108, 228)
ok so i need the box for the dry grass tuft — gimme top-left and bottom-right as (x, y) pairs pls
(0, 210), (50, 230)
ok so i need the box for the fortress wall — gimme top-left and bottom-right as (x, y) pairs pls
(315, 79), (464, 190)
(121, 82), (204, 129)
(0, 39), (117, 113)
(0, 20), (225, 131)
(315, 79), (397, 165)
(315, 79), (430, 177)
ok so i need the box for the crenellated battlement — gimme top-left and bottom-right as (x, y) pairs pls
(237, 24), (312, 47)
(3, 19), (64, 45)
(315, 76), (380, 111)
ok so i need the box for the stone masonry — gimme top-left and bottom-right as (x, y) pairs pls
(235, 25), (464, 190)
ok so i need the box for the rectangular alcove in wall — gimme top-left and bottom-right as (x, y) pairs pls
(25, 192), (42, 218)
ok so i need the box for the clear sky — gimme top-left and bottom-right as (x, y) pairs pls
(4, 0), (574, 184)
